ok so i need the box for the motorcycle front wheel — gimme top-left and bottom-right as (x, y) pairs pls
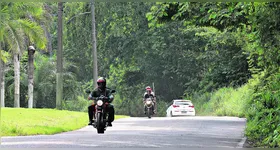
(147, 108), (151, 119)
(96, 113), (105, 134)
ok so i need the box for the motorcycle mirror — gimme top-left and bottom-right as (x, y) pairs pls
(111, 90), (116, 93)
(85, 89), (91, 94)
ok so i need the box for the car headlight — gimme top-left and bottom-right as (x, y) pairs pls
(97, 100), (103, 106)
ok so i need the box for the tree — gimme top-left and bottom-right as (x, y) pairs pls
(0, 2), (46, 107)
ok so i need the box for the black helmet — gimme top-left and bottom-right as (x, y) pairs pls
(97, 77), (106, 89)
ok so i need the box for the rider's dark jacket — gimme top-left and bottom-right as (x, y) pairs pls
(89, 87), (113, 103)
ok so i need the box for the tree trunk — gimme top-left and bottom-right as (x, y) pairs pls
(0, 65), (4, 108)
(0, 43), (4, 107)
(91, 0), (98, 88)
(14, 53), (20, 108)
(0, 42), (5, 107)
(28, 49), (35, 108)
(0, 61), (4, 108)
(56, 2), (63, 110)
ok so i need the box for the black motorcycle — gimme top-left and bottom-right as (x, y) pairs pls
(86, 89), (116, 134)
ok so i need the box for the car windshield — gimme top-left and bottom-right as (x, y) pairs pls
(174, 102), (192, 105)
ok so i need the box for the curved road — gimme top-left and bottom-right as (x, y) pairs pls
(1, 116), (246, 148)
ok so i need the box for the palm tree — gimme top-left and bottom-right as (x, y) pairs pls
(0, 2), (46, 107)
(33, 54), (82, 108)
(0, 3), (10, 108)
(28, 46), (35, 108)
(0, 49), (10, 107)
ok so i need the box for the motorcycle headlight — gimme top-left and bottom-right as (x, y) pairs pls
(146, 100), (152, 105)
(97, 100), (103, 106)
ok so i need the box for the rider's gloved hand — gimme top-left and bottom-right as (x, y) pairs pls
(102, 97), (109, 102)
(88, 94), (93, 100)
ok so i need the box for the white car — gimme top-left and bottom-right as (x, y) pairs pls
(166, 99), (196, 117)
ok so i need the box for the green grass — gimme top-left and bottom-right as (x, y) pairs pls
(1, 108), (129, 136)
(192, 83), (255, 117)
(190, 73), (262, 117)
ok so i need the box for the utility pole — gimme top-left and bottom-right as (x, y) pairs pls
(91, 0), (98, 88)
(56, 2), (63, 110)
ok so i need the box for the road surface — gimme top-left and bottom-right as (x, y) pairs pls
(1, 116), (246, 148)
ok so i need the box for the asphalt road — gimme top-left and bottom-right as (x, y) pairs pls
(1, 116), (246, 148)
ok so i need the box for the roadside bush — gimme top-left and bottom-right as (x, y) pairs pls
(245, 70), (280, 147)
(189, 85), (253, 117)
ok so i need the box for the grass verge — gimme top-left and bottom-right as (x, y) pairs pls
(191, 78), (258, 117)
(1, 107), (129, 136)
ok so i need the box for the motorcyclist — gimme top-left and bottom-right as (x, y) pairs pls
(143, 86), (156, 114)
(87, 77), (115, 127)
